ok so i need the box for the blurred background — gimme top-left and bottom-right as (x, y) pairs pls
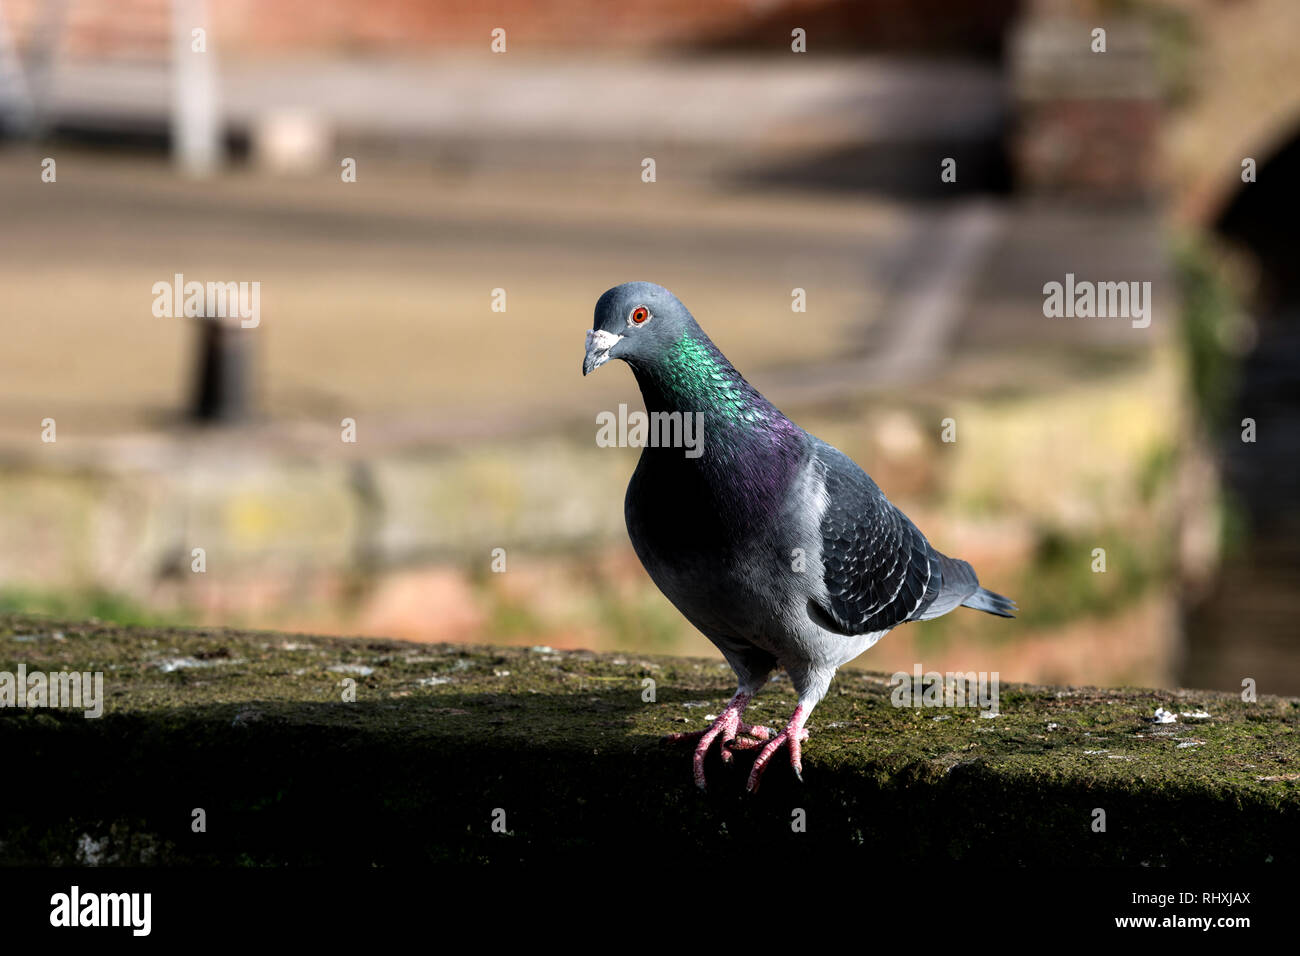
(0, 0), (1295, 692)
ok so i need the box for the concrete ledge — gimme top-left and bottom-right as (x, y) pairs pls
(1, 615), (1296, 865)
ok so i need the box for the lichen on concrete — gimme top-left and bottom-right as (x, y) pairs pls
(1, 614), (1295, 865)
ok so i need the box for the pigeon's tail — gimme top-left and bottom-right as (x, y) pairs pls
(916, 553), (982, 621)
(962, 587), (1017, 618)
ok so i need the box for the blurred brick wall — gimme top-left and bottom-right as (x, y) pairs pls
(1009, 16), (1161, 198)
(5, 0), (1017, 59)
(6, 0), (170, 62)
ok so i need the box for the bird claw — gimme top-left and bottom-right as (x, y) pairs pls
(663, 694), (771, 788)
(745, 709), (811, 793)
(727, 726), (776, 751)
(665, 696), (809, 791)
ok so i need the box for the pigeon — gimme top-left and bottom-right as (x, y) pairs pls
(583, 281), (1015, 791)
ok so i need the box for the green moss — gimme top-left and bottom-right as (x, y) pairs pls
(1173, 238), (1244, 431)
(1, 613), (1295, 865)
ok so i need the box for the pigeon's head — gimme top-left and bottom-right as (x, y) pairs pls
(583, 281), (696, 376)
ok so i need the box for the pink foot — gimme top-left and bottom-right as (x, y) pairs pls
(743, 704), (810, 792)
(664, 692), (775, 789)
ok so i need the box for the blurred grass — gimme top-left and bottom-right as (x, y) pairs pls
(0, 587), (178, 628)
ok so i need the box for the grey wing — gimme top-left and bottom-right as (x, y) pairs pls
(811, 441), (971, 635)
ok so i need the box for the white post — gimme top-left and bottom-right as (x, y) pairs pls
(171, 0), (221, 177)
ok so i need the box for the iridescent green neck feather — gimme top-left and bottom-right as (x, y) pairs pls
(636, 331), (774, 427)
(630, 329), (807, 516)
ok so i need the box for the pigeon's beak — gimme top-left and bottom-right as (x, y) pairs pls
(583, 329), (623, 376)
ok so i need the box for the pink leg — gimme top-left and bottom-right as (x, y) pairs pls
(743, 703), (811, 792)
(665, 691), (775, 789)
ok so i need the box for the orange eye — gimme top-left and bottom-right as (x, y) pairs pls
(629, 305), (651, 325)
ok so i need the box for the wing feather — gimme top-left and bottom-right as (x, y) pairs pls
(813, 442), (942, 635)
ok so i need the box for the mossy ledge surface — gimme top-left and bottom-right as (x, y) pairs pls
(1, 614), (1296, 865)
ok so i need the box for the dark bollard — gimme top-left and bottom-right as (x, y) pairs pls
(190, 317), (252, 423)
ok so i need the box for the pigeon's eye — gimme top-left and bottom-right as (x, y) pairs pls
(629, 305), (651, 326)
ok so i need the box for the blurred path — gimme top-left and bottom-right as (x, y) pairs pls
(0, 148), (1169, 451)
(767, 199), (1003, 404)
(0, 149), (909, 445)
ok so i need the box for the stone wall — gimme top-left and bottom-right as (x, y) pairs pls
(1, 614), (1295, 864)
